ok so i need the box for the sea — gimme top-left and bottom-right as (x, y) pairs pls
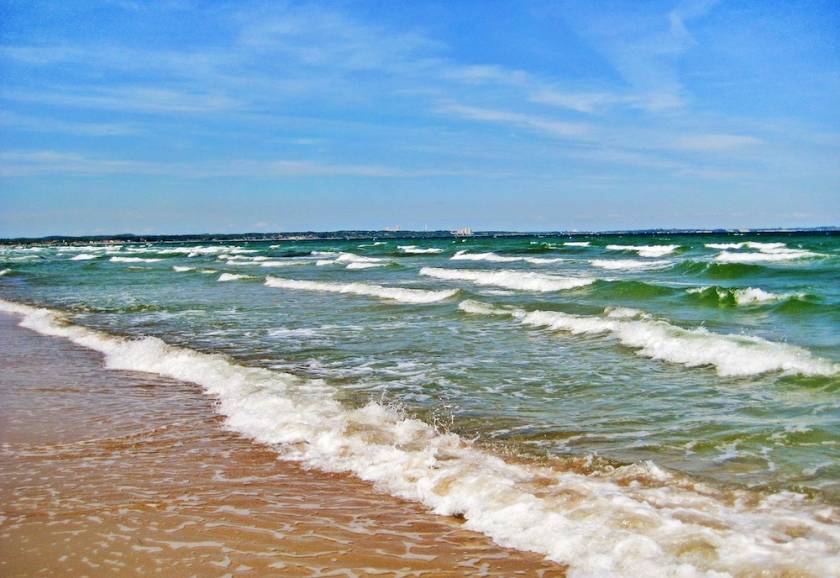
(1, 231), (838, 577)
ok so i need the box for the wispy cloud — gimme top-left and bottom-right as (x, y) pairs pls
(675, 134), (762, 151)
(2, 87), (239, 114)
(437, 102), (590, 138)
(0, 150), (487, 178)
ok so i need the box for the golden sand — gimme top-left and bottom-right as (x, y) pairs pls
(0, 315), (565, 576)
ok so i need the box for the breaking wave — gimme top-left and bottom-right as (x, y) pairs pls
(264, 276), (458, 304)
(591, 259), (672, 270)
(606, 244), (680, 257)
(458, 300), (838, 378)
(2, 297), (839, 578)
(419, 267), (594, 292)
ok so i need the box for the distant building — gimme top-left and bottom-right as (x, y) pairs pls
(453, 227), (473, 236)
(384, 225), (400, 232)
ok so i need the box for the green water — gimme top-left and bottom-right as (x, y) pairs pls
(2, 232), (838, 500)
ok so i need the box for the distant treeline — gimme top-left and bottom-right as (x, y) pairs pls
(1, 227), (837, 245)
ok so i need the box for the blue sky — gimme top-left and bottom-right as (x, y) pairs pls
(1, 0), (838, 236)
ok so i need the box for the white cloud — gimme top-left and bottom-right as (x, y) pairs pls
(676, 134), (762, 151)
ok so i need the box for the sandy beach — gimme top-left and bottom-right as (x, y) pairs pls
(0, 313), (565, 576)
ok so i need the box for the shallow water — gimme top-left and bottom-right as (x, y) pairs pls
(2, 232), (839, 577)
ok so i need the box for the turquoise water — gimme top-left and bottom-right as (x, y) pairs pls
(2, 232), (838, 503)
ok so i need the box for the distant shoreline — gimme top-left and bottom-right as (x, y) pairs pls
(2, 226), (838, 246)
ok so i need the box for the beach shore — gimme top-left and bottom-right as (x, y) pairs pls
(0, 313), (565, 577)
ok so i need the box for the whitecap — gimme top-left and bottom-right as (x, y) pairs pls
(399, 245), (444, 254)
(458, 300), (838, 377)
(420, 267), (593, 292)
(173, 266), (195, 272)
(591, 259), (672, 270)
(264, 276), (457, 304)
(218, 273), (253, 282)
(70, 254), (98, 261)
(110, 256), (162, 263)
(605, 244), (680, 258)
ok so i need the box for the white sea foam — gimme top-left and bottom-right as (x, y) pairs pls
(2, 297), (838, 578)
(452, 250), (521, 263)
(606, 244), (680, 257)
(705, 242), (787, 251)
(399, 245), (444, 254)
(0, 269), (9, 276)
(591, 259), (672, 270)
(564, 241), (590, 247)
(264, 276), (458, 304)
(450, 250), (565, 265)
(707, 242), (822, 263)
(173, 266), (195, 272)
(686, 286), (803, 305)
(315, 252), (390, 269)
(420, 267), (594, 292)
(715, 250), (820, 263)
(110, 256), (162, 263)
(70, 253), (98, 261)
(158, 246), (234, 255)
(458, 300), (838, 378)
(218, 273), (253, 282)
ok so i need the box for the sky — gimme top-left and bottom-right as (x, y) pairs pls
(0, 0), (838, 236)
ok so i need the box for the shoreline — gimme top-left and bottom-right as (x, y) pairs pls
(0, 312), (565, 576)
(2, 296), (839, 577)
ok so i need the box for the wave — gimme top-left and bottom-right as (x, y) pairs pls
(398, 245), (444, 254)
(686, 286), (807, 306)
(70, 253), (99, 261)
(0, 268), (9, 276)
(2, 297), (839, 578)
(589, 280), (677, 300)
(420, 267), (594, 292)
(590, 259), (672, 271)
(564, 241), (590, 247)
(458, 300), (838, 378)
(172, 265), (195, 272)
(675, 261), (765, 279)
(605, 244), (680, 257)
(264, 276), (458, 304)
(218, 273), (254, 282)
(157, 246), (234, 255)
(705, 242), (786, 251)
(451, 251), (565, 265)
(314, 252), (389, 269)
(110, 256), (162, 263)
(715, 250), (821, 263)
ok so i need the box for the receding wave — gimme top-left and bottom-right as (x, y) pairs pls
(606, 244), (680, 257)
(591, 259), (672, 270)
(2, 297), (839, 578)
(686, 286), (808, 306)
(264, 276), (458, 304)
(420, 267), (593, 292)
(458, 300), (838, 378)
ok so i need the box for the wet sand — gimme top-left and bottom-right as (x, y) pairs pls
(0, 314), (565, 577)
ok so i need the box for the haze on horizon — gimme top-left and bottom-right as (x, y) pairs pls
(1, 0), (838, 237)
